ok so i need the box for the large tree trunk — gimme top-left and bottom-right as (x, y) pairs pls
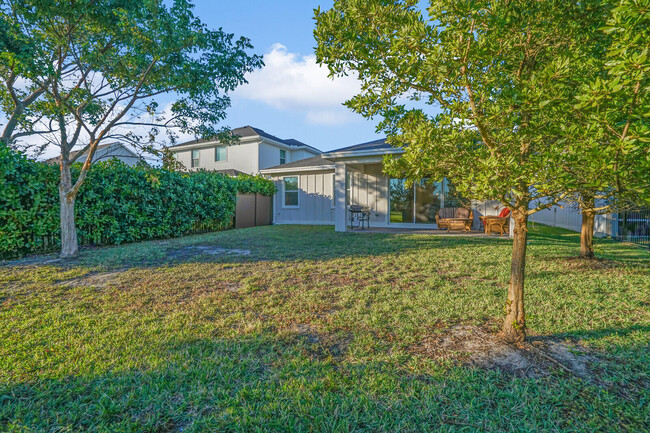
(580, 195), (596, 259)
(59, 164), (79, 259)
(580, 211), (595, 259)
(501, 209), (528, 344)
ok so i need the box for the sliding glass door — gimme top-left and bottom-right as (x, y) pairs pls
(415, 179), (442, 223)
(389, 178), (463, 225)
(389, 178), (414, 223)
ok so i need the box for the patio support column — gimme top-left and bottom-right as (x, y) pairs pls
(334, 161), (347, 232)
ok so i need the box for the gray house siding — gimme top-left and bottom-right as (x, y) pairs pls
(272, 171), (336, 225)
(270, 168), (499, 229)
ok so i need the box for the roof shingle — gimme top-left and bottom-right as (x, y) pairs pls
(168, 125), (319, 153)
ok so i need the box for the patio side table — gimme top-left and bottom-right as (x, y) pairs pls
(349, 205), (370, 230)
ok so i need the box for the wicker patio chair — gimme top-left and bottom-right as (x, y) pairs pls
(480, 208), (511, 235)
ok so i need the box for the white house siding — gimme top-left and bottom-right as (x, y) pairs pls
(259, 143), (321, 170)
(271, 167), (389, 228)
(347, 168), (389, 225)
(272, 167), (497, 229)
(259, 142), (283, 169)
(272, 171), (336, 225)
(292, 149), (318, 162)
(175, 141), (260, 174)
(269, 161), (534, 230)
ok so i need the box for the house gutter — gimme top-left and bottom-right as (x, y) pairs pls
(260, 165), (335, 175)
(323, 148), (403, 160)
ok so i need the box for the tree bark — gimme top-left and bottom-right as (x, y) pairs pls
(59, 163), (79, 259)
(580, 195), (596, 259)
(501, 209), (528, 344)
(1, 108), (21, 146)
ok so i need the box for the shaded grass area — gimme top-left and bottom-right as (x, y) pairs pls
(1, 225), (648, 432)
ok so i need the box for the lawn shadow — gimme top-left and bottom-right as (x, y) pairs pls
(2, 225), (514, 271)
(531, 324), (650, 341)
(2, 325), (647, 432)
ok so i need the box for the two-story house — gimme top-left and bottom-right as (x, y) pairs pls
(169, 126), (321, 175)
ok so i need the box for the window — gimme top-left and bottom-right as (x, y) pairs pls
(389, 178), (415, 223)
(191, 150), (199, 168)
(283, 176), (299, 207)
(280, 149), (286, 165)
(215, 146), (227, 162)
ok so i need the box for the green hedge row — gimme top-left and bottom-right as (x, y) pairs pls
(0, 145), (277, 259)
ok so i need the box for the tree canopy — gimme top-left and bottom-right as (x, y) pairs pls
(0, 0), (263, 258)
(314, 0), (619, 342)
(1, 0), (263, 150)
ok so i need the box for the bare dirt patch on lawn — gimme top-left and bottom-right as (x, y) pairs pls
(412, 325), (596, 379)
(58, 270), (126, 288)
(292, 323), (352, 360)
(165, 245), (251, 261)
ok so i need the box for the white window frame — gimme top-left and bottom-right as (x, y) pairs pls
(282, 176), (300, 208)
(280, 149), (287, 165)
(215, 146), (227, 162)
(191, 150), (200, 168)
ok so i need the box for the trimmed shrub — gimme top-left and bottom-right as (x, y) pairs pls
(0, 145), (59, 256)
(232, 173), (278, 196)
(0, 146), (276, 259)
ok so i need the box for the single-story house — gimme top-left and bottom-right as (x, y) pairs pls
(260, 138), (508, 232)
(260, 138), (619, 236)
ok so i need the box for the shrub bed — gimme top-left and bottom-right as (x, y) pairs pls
(0, 146), (276, 259)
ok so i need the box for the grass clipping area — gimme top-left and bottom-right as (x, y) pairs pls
(1, 225), (648, 432)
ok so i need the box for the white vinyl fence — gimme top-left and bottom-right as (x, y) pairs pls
(530, 203), (616, 237)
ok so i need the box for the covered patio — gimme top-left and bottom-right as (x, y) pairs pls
(260, 138), (512, 235)
(344, 226), (501, 237)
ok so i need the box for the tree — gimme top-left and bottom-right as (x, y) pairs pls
(315, 0), (609, 342)
(568, 0), (650, 258)
(0, 0), (263, 258)
(0, 0), (53, 146)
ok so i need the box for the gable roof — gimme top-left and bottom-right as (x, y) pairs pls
(215, 168), (247, 177)
(260, 154), (334, 174)
(168, 125), (321, 153)
(327, 138), (392, 153)
(44, 142), (141, 164)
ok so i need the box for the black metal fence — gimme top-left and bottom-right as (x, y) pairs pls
(617, 208), (650, 248)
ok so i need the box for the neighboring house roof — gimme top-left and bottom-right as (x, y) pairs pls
(44, 142), (143, 165)
(168, 125), (321, 154)
(215, 168), (246, 177)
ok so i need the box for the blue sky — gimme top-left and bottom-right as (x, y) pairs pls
(189, 0), (381, 152)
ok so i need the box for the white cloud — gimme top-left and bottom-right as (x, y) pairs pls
(305, 110), (356, 126)
(235, 43), (361, 125)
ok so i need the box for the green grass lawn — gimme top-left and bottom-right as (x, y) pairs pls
(1, 225), (648, 432)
